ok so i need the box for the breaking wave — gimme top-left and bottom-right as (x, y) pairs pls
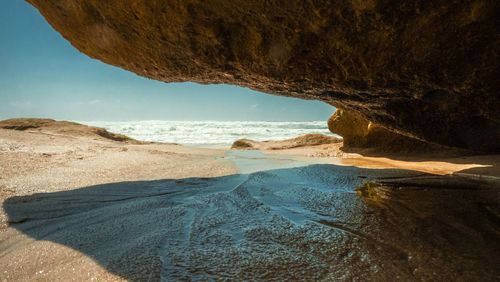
(80, 120), (335, 145)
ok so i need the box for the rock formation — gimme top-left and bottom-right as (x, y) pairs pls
(0, 118), (138, 143)
(27, 1), (500, 152)
(327, 109), (455, 154)
(231, 134), (342, 150)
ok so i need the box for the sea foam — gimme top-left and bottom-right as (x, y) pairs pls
(81, 120), (335, 145)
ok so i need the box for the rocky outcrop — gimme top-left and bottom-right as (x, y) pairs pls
(328, 109), (457, 154)
(231, 134), (342, 150)
(0, 118), (138, 143)
(27, 1), (500, 152)
(328, 110), (373, 148)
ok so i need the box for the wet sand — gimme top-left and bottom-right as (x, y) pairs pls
(1, 127), (499, 281)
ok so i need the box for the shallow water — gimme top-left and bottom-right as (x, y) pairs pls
(1, 152), (499, 281)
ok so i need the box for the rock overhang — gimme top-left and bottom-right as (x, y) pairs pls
(26, 0), (500, 152)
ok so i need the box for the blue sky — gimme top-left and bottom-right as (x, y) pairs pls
(0, 1), (334, 122)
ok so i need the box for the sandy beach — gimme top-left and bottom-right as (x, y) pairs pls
(0, 121), (499, 281)
(2, 1), (499, 280)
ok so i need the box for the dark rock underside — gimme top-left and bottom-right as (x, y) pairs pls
(27, 0), (500, 152)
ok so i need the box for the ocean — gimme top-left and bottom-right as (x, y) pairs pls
(81, 120), (335, 146)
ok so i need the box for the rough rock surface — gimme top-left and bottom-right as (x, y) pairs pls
(231, 134), (342, 150)
(27, 0), (500, 152)
(327, 109), (453, 153)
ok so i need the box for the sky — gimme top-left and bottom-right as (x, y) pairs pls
(0, 1), (334, 122)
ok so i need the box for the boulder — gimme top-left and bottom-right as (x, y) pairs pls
(327, 109), (459, 153)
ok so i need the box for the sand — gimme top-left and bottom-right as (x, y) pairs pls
(1, 124), (499, 281)
(262, 143), (500, 177)
(0, 126), (237, 281)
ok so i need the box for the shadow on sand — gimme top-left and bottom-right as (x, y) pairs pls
(2, 164), (499, 281)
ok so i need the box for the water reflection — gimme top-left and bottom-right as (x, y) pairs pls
(354, 179), (500, 281)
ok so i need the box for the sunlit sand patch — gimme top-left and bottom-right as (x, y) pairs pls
(260, 143), (495, 176)
(340, 156), (491, 175)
